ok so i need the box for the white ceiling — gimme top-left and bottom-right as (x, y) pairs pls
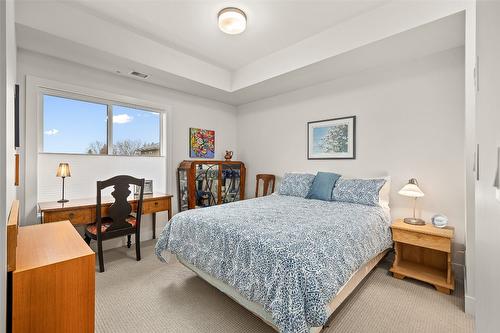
(70, 0), (388, 70)
(15, 0), (468, 105)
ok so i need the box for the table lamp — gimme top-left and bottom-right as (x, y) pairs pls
(56, 163), (71, 203)
(398, 178), (425, 225)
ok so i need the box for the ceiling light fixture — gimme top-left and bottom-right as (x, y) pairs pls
(218, 7), (247, 35)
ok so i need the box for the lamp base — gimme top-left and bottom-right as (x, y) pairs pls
(57, 199), (69, 203)
(403, 217), (425, 225)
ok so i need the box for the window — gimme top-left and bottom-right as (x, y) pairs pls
(111, 105), (161, 156)
(43, 95), (108, 154)
(42, 93), (162, 156)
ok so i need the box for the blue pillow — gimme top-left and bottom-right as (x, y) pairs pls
(278, 173), (315, 198)
(332, 178), (386, 206)
(306, 172), (341, 201)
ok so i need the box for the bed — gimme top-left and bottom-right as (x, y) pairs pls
(155, 194), (392, 333)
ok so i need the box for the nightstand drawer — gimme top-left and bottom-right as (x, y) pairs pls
(392, 229), (451, 253)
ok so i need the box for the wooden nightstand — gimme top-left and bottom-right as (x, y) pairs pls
(390, 219), (455, 294)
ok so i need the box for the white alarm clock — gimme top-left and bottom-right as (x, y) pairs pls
(431, 214), (448, 228)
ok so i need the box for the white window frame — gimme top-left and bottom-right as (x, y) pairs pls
(25, 75), (173, 224)
(39, 88), (165, 157)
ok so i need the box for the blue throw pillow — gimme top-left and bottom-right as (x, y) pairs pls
(306, 172), (341, 201)
(278, 173), (315, 198)
(332, 178), (386, 206)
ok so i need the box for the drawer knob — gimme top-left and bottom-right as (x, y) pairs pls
(69, 213), (75, 219)
(154, 202), (159, 206)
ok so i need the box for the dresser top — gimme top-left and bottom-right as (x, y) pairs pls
(391, 219), (454, 239)
(15, 221), (94, 272)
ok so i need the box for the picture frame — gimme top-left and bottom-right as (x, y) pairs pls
(307, 116), (356, 160)
(135, 179), (153, 195)
(15, 153), (19, 186)
(189, 128), (215, 159)
(14, 84), (19, 148)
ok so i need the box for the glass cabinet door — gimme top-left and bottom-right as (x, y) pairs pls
(195, 163), (219, 208)
(177, 168), (189, 212)
(221, 164), (241, 204)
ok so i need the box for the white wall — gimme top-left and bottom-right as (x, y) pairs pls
(237, 47), (466, 269)
(37, 154), (167, 204)
(3, 1), (16, 212)
(0, 1), (16, 331)
(17, 49), (237, 248)
(476, 1), (500, 331)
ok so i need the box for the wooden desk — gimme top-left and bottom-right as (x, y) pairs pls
(38, 193), (173, 239)
(11, 221), (95, 332)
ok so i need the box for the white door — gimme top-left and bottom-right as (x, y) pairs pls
(476, 1), (500, 332)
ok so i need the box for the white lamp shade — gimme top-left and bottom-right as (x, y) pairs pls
(218, 8), (247, 35)
(398, 183), (424, 197)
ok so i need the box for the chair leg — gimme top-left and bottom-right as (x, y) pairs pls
(135, 232), (141, 261)
(97, 238), (105, 273)
(127, 234), (131, 248)
(84, 234), (91, 245)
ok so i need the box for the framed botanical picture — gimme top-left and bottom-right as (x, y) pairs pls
(307, 116), (356, 159)
(189, 128), (215, 158)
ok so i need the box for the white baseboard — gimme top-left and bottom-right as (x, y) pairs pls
(465, 295), (476, 316)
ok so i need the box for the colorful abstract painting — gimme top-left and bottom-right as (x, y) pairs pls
(190, 128), (215, 158)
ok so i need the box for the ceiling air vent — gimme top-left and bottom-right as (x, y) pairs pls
(129, 71), (149, 79)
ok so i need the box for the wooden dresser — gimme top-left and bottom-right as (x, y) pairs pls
(10, 221), (95, 333)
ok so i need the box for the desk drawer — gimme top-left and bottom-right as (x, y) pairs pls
(392, 229), (451, 253)
(43, 209), (93, 225)
(143, 198), (169, 214)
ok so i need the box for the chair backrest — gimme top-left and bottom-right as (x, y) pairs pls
(96, 175), (145, 236)
(255, 174), (276, 197)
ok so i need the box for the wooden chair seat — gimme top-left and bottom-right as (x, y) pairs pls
(86, 216), (136, 235)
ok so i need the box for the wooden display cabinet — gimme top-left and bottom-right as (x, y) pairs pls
(177, 160), (246, 211)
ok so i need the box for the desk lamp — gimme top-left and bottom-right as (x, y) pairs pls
(56, 163), (71, 203)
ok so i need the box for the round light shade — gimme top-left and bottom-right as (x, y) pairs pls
(218, 7), (246, 35)
(398, 178), (424, 198)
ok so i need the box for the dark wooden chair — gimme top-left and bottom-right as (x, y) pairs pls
(84, 175), (145, 273)
(255, 174), (276, 197)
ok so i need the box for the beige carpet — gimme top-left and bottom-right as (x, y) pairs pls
(95, 240), (474, 333)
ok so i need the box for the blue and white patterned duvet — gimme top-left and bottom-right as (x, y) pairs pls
(155, 194), (392, 333)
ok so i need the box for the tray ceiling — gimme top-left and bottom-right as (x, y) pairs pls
(15, 0), (468, 105)
(70, 0), (388, 70)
